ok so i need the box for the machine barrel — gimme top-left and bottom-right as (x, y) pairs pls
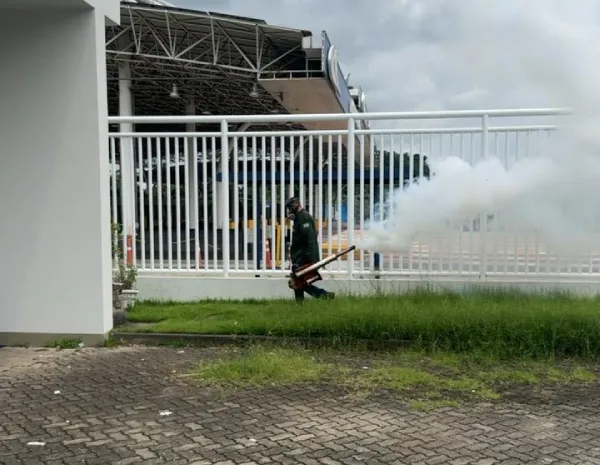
(294, 245), (356, 277)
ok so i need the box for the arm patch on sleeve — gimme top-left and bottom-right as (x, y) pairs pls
(302, 222), (310, 228)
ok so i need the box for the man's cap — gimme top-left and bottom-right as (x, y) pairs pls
(285, 197), (300, 209)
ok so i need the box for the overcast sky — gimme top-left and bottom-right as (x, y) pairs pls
(173, 0), (599, 116)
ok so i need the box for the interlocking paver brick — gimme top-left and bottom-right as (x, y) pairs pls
(2, 346), (600, 464)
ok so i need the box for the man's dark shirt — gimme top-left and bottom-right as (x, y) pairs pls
(290, 209), (320, 265)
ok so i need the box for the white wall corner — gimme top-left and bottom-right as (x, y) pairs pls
(83, 0), (121, 25)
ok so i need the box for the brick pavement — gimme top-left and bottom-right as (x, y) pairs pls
(2, 346), (600, 464)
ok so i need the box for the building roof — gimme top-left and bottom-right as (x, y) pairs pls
(106, 1), (314, 126)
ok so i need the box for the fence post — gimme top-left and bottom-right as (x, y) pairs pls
(220, 119), (230, 277)
(119, 136), (136, 266)
(118, 62), (136, 267)
(347, 117), (356, 279)
(480, 114), (489, 280)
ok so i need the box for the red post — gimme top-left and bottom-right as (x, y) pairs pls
(197, 247), (204, 267)
(126, 235), (133, 265)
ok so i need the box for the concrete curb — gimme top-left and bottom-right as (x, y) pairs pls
(109, 331), (414, 350)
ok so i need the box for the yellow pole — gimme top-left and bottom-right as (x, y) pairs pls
(276, 224), (281, 267)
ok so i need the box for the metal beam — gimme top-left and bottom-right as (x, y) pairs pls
(214, 20), (257, 71)
(174, 32), (212, 59)
(106, 50), (255, 74)
(260, 45), (301, 72)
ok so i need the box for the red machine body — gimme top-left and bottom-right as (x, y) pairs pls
(287, 245), (356, 290)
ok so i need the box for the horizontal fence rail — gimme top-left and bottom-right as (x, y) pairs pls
(107, 108), (600, 280)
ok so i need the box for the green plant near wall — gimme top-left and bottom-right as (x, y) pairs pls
(111, 223), (138, 290)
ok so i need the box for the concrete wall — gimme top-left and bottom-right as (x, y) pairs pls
(0, 1), (119, 346)
(137, 275), (600, 301)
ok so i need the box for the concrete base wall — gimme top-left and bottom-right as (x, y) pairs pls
(137, 275), (600, 301)
(0, 332), (109, 348)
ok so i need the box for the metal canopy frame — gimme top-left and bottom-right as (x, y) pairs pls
(106, 2), (317, 129)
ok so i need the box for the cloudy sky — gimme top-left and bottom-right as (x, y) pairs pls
(172, 0), (600, 115)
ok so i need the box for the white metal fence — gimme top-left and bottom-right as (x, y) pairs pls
(108, 108), (600, 280)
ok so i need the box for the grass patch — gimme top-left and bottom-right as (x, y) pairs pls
(46, 338), (83, 349)
(123, 289), (600, 358)
(193, 347), (334, 387)
(351, 365), (500, 400)
(409, 399), (461, 411)
(189, 346), (598, 410)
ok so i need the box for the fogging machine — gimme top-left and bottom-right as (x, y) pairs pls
(288, 245), (357, 290)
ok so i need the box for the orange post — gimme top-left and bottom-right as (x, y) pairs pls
(126, 235), (133, 265)
(265, 239), (273, 268)
(197, 247), (204, 267)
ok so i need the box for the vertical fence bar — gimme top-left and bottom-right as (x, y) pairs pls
(166, 138), (173, 269)
(501, 133), (510, 274)
(260, 136), (267, 271)
(211, 137), (218, 270)
(467, 133), (475, 274)
(427, 135), (433, 273)
(147, 138), (155, 270)
(448, 134), (455, 274)
(317, 136), (324, 250)
(437, 134), (444, 272)
(457, 133), (464, 273)
(137, 138), (146, 269)
(270, 136), (276, 271)
(408, 135), (414, 272)
(480, 114), (489, 279)
(308, 136), (314, 216)
(359, 133), (365, 273)
(289, 136), (295, 199)
(183, 137), (191, 270)
(369, 136), (375, 271)
(378, 135), (385, 270)
(336, 135), (343, 272)
(220, 120), (230, 277)
(327, 136), (333, 260)
(242, 137), (248, 271)
(299, 136), (305, 207)
(388, 134), (394, 272)
(252, 137), (258, 271)
(156, 138), (164, 269)
(233, 137), (240, 270)
(120, 138), (131, 265)
(347, 118), (356, 277)
(417, 134), (423, 273)
(121, 137), (136, 266)
(175, 138), (182, 269)
(199, 137), (207, 271)
(279, 136), (286, 270)
(514, 132), (521, 273)
(398, 134), (405, 272)
(109, 138), (118, 236)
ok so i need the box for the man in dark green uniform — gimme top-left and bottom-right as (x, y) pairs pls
(285, 197), (334, 302)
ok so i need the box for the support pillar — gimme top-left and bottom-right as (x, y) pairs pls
(0, 1), (120, 345)
(118, 56), (135, 265)
(215, 122), (251, 227)
(186, 99), (198, 232)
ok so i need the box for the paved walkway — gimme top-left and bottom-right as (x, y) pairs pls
(2, 347), (600, 464)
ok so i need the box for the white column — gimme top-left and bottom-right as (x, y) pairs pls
(215, 123), (251, 227)
(0, 1), (119, 344)
(118, 41), (136, 264)
(186, 99), (198, 231)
